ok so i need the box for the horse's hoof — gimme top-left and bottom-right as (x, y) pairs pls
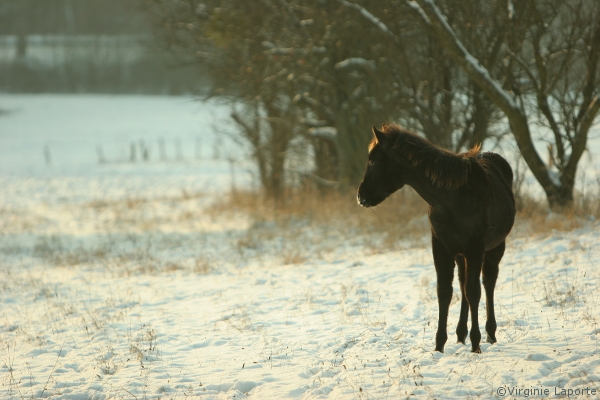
(472, 347), (481, 353)
(486, 334), (497, 344)
(434, 347), (444, 353)
(457, 339), (465, 345)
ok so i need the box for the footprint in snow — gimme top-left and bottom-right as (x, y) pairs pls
(232, 381), (258, 393)
(525, 353), (552, 361)
(299, 367), (320, 378)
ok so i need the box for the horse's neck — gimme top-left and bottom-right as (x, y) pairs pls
(405, 165), (449, 209)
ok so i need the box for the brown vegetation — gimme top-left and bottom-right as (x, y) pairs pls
(209, 186), (430, 254)
(4, 183), (597, 276)
(210, 183), (600, 252)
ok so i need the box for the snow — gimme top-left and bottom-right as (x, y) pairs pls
(338, 0), (396, 41)
(334, 58), (376, 72)
(507, 0), (515, 20)
(547, 169), (562, 188)
(308, 127), (337, 141)
(406, 1), (431, 25)
(2, 95), (600, 399)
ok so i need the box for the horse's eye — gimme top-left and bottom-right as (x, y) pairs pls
(368, 160), (375, 167)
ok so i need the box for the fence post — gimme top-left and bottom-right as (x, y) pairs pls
(130, 142), (136, 162)
(44, 145), (51, 166)
(97, 145), (106, 164)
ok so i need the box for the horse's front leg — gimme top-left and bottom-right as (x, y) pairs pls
(432, 234), (456, 353)
(464, 241), (485, 353)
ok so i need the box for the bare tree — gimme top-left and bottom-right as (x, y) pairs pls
(281, 0), (507, 184)
(410, 0), (600, 208)
(147, 0), (394, 190)
(147, 0), (308, 199)
(292, 0), (391, 187)
(337, 0), (508, 153)
(146, 0), (524, 196)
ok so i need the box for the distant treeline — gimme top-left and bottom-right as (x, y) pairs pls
(0, 0), (149, 35)
(0, 0), (209, 94)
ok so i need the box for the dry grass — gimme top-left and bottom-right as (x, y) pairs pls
(85, 191), (210, 232)
(210, 185), (600, 256)
(513, 189), (600, 238)
(9, 182), (599, 276)
(209, 186), (431, 255)
(26, 233), (217, 276)
(515, 207), (584, 236)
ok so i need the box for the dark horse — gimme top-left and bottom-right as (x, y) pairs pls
(357, 125), (515, 353)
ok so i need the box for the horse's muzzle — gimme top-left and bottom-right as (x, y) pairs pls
(357, 194), (372, 207)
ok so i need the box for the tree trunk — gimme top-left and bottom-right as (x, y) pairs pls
(335, 108), (372, 189)
(312, 137), (338, 181)
(264, 104), (295, 201)
(16, 33), (28, 59)
(545, 184), (574, 209)
(468, 86), (491, 149)
(266, 125), (288, 200)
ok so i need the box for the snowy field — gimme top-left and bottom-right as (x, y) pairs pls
(1, 95), (600, 399)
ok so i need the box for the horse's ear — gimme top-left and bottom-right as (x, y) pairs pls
(372, 126), (387, 145)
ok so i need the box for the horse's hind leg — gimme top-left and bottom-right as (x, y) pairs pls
(432, 234), (455, 353)
(483, 241), (505, 344)
(455, 255), (469, 344)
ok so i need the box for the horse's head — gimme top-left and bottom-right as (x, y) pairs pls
(357, 126), (405, 207)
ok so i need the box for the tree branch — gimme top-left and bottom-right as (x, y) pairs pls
(334, 58), (376, 71)
(293, 93), (335, 123)
(338, 0), (399, 42)
(308, 127), (337, 142)
(410, 0), (554, 194)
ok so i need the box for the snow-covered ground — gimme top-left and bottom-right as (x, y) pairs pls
(1, 95), (600, 399)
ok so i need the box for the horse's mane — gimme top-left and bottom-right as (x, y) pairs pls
(374, 125), (481, 189)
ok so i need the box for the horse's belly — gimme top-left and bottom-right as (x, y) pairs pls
(430, 221), (471, 252)
(484, 208), (515, 250)
(484, 235), (507, 251)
